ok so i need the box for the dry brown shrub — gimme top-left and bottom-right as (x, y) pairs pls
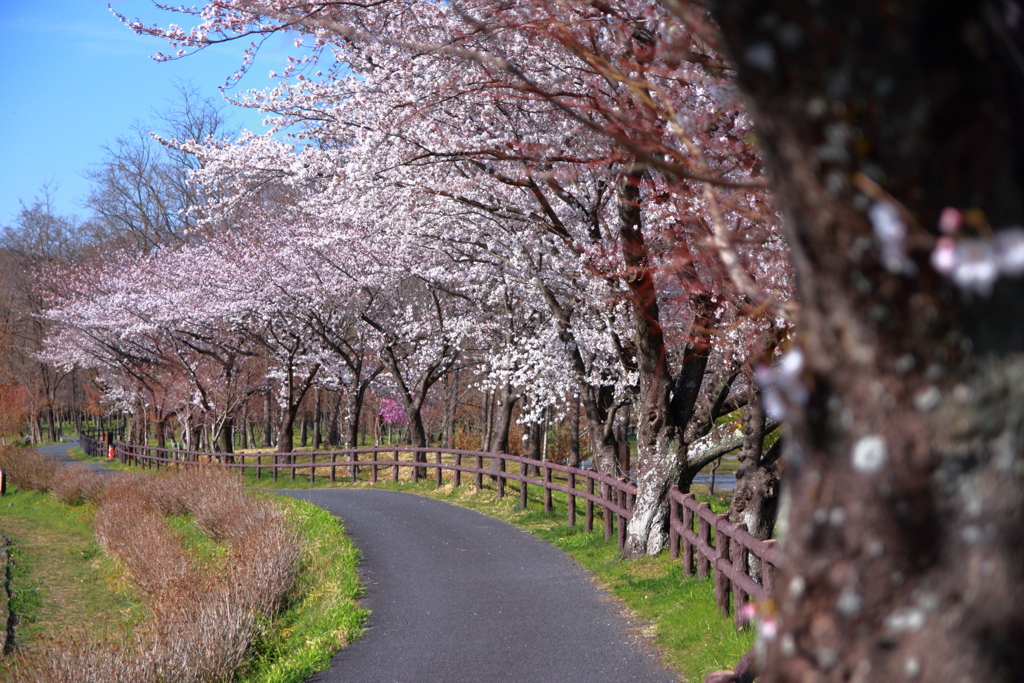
(93, 481), (197, 597)
(9, 631), (154, 683)
(50, 466), (109, 505)
(146, 584), (257, 682)
(7, 461), (300, 683)
(169, 466), (299, 615)
(0, 446), (56, 493)
(128, 474), (189, 517)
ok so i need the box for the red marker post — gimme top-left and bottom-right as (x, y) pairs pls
(107, 445), (115, 460)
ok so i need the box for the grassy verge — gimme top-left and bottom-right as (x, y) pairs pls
(0, 487), (146, 654)
(0, 445), (367, 683)
(238, 496), (367, 683)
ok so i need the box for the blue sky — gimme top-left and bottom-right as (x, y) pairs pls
(0, 0), (290, 227)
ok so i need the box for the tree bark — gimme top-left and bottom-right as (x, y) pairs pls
(619, 161), (718, 557)
(155, 416), (168, 450)
(327, 390), (342, 446)
(569, 392), (581, 467)
(487, 381), (519, 474)
(218, 417), (234, 461)
(312, 386), (322, 450)
(345, 376), (377, 450)
(728, 386), (782, 544)
(262, 389), (274, 448)
(707, 3), (1024, 680)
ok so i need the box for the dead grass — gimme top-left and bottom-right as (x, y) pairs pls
(0, 448), (56, 493)
(0, 450), (300, 683)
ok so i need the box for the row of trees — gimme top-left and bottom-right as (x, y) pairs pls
(30, 0), (795, 560)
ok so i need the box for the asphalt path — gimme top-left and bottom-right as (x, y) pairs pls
(34, 438), (115, 475)
(280, 489), (679, 683)
(691, 472), (736, 492)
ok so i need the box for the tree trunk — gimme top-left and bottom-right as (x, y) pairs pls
(345, 381), (371, 451)
(218, 417), (234, 461)
(262, 390), (274, 448)
(156, 416), (168, 450)
(277, 405), (298, 455)
(618, 161), (711, 557)
(488, 382), (519, 472)
(708, 3), (1024, 681)
(482, 390), (493, 451)
(312, 386), (322, 450)
(569, 393), (581, 467)
(327, 390), (342, 446)
(728, 386), (782, 570)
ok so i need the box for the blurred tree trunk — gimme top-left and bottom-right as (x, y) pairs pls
(707, 2), (1024, 680)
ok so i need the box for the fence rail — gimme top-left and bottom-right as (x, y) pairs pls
(104, 439), (779, 621)
(79, 433), (107, 459)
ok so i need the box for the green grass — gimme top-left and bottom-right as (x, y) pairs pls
(166, 514), (231, 569)
(238, 496), (367, 683)
(0, 487), (147, 651)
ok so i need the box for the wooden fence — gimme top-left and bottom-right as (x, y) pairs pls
(102, 439), (780, 622)
(79, 432), (109, 459)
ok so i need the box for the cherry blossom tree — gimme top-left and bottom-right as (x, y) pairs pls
(118, 0), (794, 557)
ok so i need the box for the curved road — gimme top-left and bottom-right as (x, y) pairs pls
(35, 438), (115, 475)
(282, 489), (679, 683)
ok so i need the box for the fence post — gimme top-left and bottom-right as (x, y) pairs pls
(371, 450), (378, 484)
(435, 450), (443, 488)
(714, 516), (732, 617)
(393, 448), (399, 482)
(762, 539), (777, 597)
(585, 476), (594, 532)
(290, 453), (296, 482)
(543, 465), (552, 513)
(683, 495), (695, 575)
(273, 454), (278, 482)
(496, 457), (505, 500)
(351, 450), (359, 483)
(519, 459), (529, 509)
(412, 448), (419, 483)
(732, 523), (750, 627)
(310, 452), (316, 484)
(567, 471), (576, 526)
(330, 452), (336, 483)
(453, 452), (461, 488)
(669, 489), (680, 560)
(697, 503), (712, 578)
(617, 484), (628, 551)
(475, 454), (483, 492)
(603, 482), (613, 543)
